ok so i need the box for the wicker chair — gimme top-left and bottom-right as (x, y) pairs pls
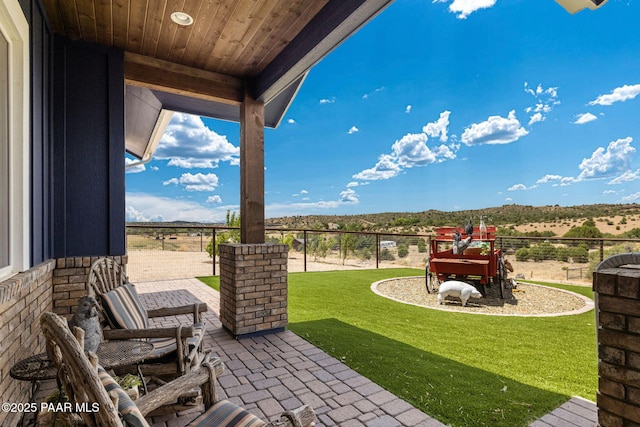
(87, 258), (208, 378)
(40, 312), (316, 427)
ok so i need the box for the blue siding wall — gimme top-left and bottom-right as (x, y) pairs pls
(19, 0), (54, 265)
(53, 37), (126, 257)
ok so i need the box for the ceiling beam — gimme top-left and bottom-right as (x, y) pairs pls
(124, 52), (244, 106)
(252, 0), (393, 104)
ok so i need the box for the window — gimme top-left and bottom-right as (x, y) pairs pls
(0, 0), (29, 281)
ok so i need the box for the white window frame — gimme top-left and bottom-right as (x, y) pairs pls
(0, 0), (29, 281)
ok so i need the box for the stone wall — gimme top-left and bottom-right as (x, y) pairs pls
(0, 255), (127, 426)
(52, 255), (127, 316)
(219, 243), (288, 337)
(0, 260), (55, 427)
(594, 265), (640, 426)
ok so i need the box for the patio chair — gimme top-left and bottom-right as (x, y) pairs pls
(87, 257), (208, 378)
(39, 312), (316, 427)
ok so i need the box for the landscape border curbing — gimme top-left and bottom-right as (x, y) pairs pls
(371, 276), (595, 317)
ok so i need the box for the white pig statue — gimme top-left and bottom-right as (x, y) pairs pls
(437, 280), (483, 306)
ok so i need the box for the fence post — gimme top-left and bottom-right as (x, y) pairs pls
(303, 230), (307, 272)
(376, 234), (380, 269)
(599, 239), (604, 263)
(212, 228), (217, 276)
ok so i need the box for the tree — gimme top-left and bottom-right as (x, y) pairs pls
(417, 238), (427, 253)
(563, 224), (602, 239)
(340, 232), (356, 265)
(206, 211), (240, 257)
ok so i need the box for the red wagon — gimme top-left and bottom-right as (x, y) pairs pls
(426, 225), (509, 297)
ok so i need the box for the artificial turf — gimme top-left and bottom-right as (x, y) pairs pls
(199, 269), (597, 427)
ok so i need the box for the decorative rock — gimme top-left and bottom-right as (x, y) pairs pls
(437, 280), (483, 306)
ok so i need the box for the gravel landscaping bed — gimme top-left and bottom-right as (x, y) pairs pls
(373, 276), (594, 316)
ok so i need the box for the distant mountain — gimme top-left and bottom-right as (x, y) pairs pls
(265, 203), (640, 232)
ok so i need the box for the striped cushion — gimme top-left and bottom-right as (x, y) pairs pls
(148, 322), (205, 358)
(100, 283), (149, 330)
(186, 400), (265, 427)
(98, 366), (149, 427)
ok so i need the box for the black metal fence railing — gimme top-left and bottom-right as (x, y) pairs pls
(125, 224), (640, 284)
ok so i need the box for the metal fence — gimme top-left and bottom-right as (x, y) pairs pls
(125, 224), (640, 284)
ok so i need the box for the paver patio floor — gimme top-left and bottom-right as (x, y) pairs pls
(32, 277), (596, 426)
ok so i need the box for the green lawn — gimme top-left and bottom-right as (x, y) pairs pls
(199, 269), (597, 427)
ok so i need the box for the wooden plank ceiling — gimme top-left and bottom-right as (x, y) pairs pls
(42, 0), (393, 157)
(43, 0), (327, 78)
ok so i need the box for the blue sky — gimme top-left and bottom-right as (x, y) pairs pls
(125, 0), (640, 223)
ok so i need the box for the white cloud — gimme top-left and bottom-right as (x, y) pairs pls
(577, 137), (635, 181)
(150, 166), (159, 171)
(319, 98), (335, 104)
(206, 195), (222, 204)
(353, 154), (402, 180)
(603, 190), (618, 195)
(126, 205), (162, 222)
(392, 133), (456, 168)
(125, 157), (146, 174)
(156, 113), (239, 168)
(347, 181), (369, 188)
(405, 105), (412, 114)
(348, 126), (359, 134)
(461, 110), (528, 146)
(433, 0), (497, 19)
(362, 87), (385, 99)
(524, 83), (559, 126)
(573, 112), (598, 125)
(126, 192), (237, 223)
(340, 188), (359, 203)
(507, 183), (537, 191)
(287, 118), (296, 124)
(528, 113), (544, 126)
(608, 169), (640, 184)
(422, 110), (451, 142)
(504, 197), (513, 202)
(536, 137), (637, 188)
(162, 172), (220, 192)
(352, 111), (456, 181)
(622, 192), (640, 202)
(536, 174), (563, 184)
(589, 84), (640, 106)
(292, 189), (310, 197)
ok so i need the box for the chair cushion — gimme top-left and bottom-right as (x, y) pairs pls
(186, 399), (265, 427)
(100, 283), (149, 330)
(98, 366), (149, 427)
(148, 322), (205, 359)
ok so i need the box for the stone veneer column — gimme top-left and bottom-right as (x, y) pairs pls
(0, 260), (55, 427)
(593, 263), (640, 426)
(219, 243), (288, 337)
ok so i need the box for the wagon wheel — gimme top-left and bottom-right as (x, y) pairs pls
(498, 257), (508, 298)
(426, 271), (439, 294)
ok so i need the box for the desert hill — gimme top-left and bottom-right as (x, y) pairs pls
(265, 203), (640, 237)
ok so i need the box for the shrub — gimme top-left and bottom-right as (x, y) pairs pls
(379, 249), (395, 261)
(417, 238), (427, 253)
(568, 246), (589, 263)
(515, 247), (530, 261)
(397, 244), (409, 258)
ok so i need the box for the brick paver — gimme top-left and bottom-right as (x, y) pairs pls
(137, 278), (598, 427)
(31, 278), (597, 427)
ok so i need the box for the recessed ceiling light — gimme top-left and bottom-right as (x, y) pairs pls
(171, 12), (194, 26)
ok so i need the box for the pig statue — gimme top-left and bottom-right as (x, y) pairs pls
(437, 280), (483, 306)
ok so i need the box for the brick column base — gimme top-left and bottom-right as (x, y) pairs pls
(594, 262), (640, 426)
(219, 243), (288, 337)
